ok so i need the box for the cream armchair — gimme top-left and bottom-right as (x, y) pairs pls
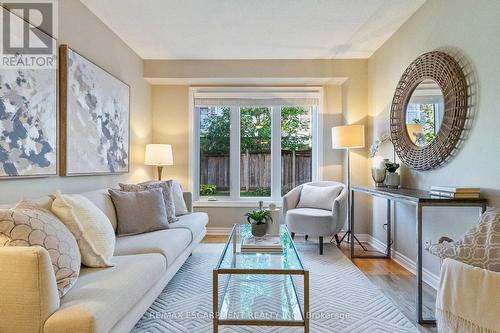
(283, 181), (347, 255)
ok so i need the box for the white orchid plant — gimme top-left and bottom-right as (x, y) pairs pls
(369, 133), (392, 158)
(369, 132), (399, 171)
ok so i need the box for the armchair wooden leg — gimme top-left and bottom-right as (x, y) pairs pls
(334, 234), (341, 247)
(305, 235), (308, 241)
(291, 232), (295, 240)
(319, 237), (323, 255)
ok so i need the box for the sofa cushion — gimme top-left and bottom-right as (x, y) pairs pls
(80, 189), (118, 231)
(170, 212), (209, 242)
(43, 253), (165, 333)
(114, 229), (192, 267)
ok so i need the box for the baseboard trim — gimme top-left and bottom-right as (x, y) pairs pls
(362, 234), (439, 290)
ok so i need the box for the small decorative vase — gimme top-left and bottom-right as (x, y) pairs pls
(371, 167), (386, 187)
(385, 172), (400, 188)
(251, 223), (267, 237)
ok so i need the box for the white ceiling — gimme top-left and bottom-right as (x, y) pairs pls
(81, 0), (425, 60)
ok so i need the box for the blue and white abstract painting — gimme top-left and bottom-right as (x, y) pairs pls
(64, 47), (129, 175)
(0, 68), (57, 177)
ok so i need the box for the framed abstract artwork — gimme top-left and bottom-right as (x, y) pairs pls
(59, 45), (130, 176)
(0, 9), (57, 179)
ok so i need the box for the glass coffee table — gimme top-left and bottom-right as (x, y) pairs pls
(213, 224), (309, 332)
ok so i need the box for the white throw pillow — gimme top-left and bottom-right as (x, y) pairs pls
(52, 192), (115, 267)
(169, 180), (188, 216)
(297, 184), (342, 211)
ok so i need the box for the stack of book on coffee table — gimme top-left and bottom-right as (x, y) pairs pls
(241, 235), (283, 253)
(430, 186), (481, 199)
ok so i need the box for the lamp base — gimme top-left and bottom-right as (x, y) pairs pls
(157, 166), (163, 181)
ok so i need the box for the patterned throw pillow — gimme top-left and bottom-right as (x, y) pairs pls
(120, 181), (178, 223)
(0, 201), (81, 297)
(428, 208), (500, 272)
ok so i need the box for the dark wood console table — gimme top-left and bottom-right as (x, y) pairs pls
(350, 186), (488, 325)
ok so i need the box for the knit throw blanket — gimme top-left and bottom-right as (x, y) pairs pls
(436, 258), (500, 333)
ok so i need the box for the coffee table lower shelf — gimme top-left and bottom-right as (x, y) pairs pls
(213, 271), (309, 332)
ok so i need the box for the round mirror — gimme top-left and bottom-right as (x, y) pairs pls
(390, 51), (468, 170)
(405, 79), (444, 147)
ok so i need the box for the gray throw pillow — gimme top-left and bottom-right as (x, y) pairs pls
(120, 181), (178, 223)
(168, 180), (189, 216)
(109, 188), (169, 236)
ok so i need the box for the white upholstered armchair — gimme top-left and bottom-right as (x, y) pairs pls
(283, 181), (347, 255)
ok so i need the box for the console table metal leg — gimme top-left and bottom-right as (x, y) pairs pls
(386, 199), (391, 257)
(416, 205), (436, 325)
(416, 204), (423, 324)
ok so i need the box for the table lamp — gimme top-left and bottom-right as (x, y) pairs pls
(331, 124), (366, 250)
(145, 144), (173, 181)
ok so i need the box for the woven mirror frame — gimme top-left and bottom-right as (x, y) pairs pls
(390, 51), (468, 170)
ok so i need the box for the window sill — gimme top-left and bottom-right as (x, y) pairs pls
(193, 199), (282, 208)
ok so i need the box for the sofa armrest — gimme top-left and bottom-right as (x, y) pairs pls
(183, 192), (193, 213)
(282, 185), (303, 215)
(0, 246), (60, 333)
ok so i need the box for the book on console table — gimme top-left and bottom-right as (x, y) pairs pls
(430, 186), (481, 199)
(430, 186), (480, 194)
(241, 235), (283, 253)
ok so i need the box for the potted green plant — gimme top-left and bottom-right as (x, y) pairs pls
(384, 159), (401, 188)
(245, 209), (273, 237)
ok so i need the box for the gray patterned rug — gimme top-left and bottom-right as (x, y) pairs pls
(133, 242), (419, 333)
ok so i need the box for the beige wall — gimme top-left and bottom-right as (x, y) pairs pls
(151, 85), (190, 187)
(149, 59), (370, 230)
(367, 0), (500, 275)
(0, 0), (152, 204)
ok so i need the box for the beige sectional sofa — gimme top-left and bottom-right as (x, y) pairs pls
(0, 189), (208, 333)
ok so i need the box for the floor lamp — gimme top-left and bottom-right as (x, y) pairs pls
(331, 124), (367, 251)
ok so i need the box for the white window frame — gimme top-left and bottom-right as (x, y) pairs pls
(189, 87), (324, 204)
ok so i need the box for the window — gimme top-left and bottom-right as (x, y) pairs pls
(193, 88), (321, 201)
(240, 107), (272, 197)
(199, 107), (230, 196)
(281, 106), (312, 196)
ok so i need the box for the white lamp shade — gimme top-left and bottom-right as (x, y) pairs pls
(332, 125), (365, 149)
(145, 144), (173, 166)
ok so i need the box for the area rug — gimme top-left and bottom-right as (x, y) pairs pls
(132, 242), (419, 333)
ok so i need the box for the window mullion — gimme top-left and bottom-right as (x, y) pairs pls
(271, 106), (281, 200)
(229, 106), (240, 200)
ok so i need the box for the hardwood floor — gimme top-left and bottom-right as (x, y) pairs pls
(202, 234), (437, 333)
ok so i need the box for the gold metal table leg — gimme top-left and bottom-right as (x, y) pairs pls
(304, 270), (309, 333)
(213, 270), (218, 333)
